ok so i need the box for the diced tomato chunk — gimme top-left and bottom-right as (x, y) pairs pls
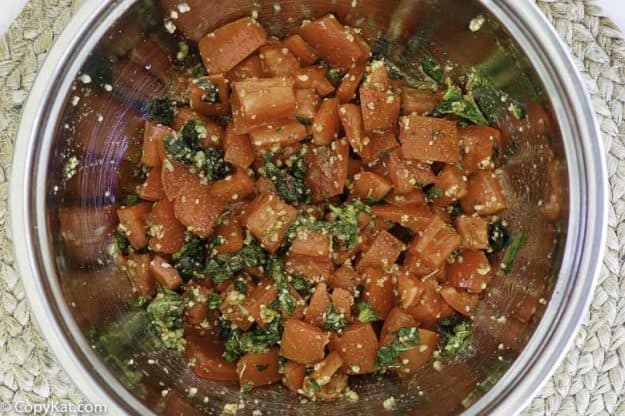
(455, 215), (489, 250)
(248, 119), (308, 151)
(339, 104), (365, 153)
(384, 189), (426, 207)
(148, 198), (186, 254)
(142, 122), (171, 167)
(329, 322), (378, 374)
(336, 63), (366, 103)
(432, 164), (468, 207)
(290, 230), (332, 258)
(150, 256), (183, 290)
(219, 280), (254, 331)
(286, 253), (334, 282)
(199, 17), (267, 74)
(381, 326), (438, 377)
(137, 168), (165, 201)
(213, 218), (244, 255)
(186, 334), (238, 381)
(359, 131), (399, 165)
(387, 149), (436, 193)
(237, 348), (281, 388)
(283, 34), (319, 66)
(356, 230), (404, 271)
(293, 66), (335, 97)
(209, 169), (256, 202)
(404, 216), (461, 274)
(260, 45), (300, 77)
(360, 267), (394, 319)
(312, 98), (341, 146)
(305, 282), (331, 328)
(174, 178), (226, 238)
(189, 74), (231, 117)
(231, 77), (297, 133)
(280, 319), (330, 364)
(360, 87), (400, 133)
(327, 264), (361, 293)
(299, 14), (369, 71)
(460, 170), (507, 215)
(161, 159), (199, 202)
(304, 140), (349, 202)
(244, 194), (298, 253)
(351, 171), (392, 200)
(294, 88), (320, 122)
(226, 54), (264, 82)
(401, 88), (442, 115)
(223, 126), (255, 169)
(399, 114), (460, 164)
(372, 204), (432, 233)
(330, 288), (353, 321)
(440, 285), (479, 317)
(117, 202), (152, 249)
(446, 249), (492, 293)
(124, 254), (156, 297)
(461, 125), (500, 174)
(283, 361), (306, 392)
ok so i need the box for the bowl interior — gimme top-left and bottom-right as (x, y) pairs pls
(39, 0), (569, 414)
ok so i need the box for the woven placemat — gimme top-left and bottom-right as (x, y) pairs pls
(0, 1), (623, 414)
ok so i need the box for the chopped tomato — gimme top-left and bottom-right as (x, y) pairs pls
(244, 194), (299, 253)
(460, 125), (500, 174)
(209, 169), (256, 202)
(150, 256), (183, 290)
(280, 319), (330, 364)
(286, 253), (334, 282)
(244, 280), (278, 328)
(260, 45), (300, 77)
(299, 14), (369, 71)
(231, 77), (297, 133)
(360, 267), (394, 319)
(327, 264), (361, 293)
(305, 140), (350, 202)
(142, 122), (171, 167)
(401, 88), (442, 115)
(237, 348), (281, 388)
(294, 88), (320, 122)
(223, 126), (255, 169)
(359, 131), (399, 165)
(384, 189), (426, 207)
(117, 202), (152, 249)
(174, 178), (226, 238)
(459, 170), (507, 215)
(148, 198), (186, 254)
(432, 164), (469, 207)
(248, 119), (308, 150)
(186, 334), (238, 381)
(137, 168), (165, 201)
(283, 34), (319, 66)
(386, 149), (436, 193)
(312, 97), (341, 146)
(329, 322), (378, 374)
(440, 285), (479, 317)
(124, 254), (156, 297)
(183, 283), (210, 325)
(283, 361), (306, 392)
(446, 249), (492, 293)
(351, 171), (392, 201)
(290, 230), (332, 258)
(219, 280), (254, 331)
(404, 216), (461, 274)
(189, 74), (231, 116)
(455, 215), (489, 250)
(339, 104), (365, 153)
(330, 288), (353, 321)
(399, 114), (460, 164)
(199, 17), (267, 74)
(305, 282), (331, 328)
(336, 63), (366, 103)
(213, 218), (245, 255)
(161, 159), (200, 202)
(226, 54), (264, 82)
(360, 87), (400, 133)
(293, 66), (335, 97)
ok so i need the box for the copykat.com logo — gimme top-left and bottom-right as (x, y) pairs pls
(0, 401), (107, 414)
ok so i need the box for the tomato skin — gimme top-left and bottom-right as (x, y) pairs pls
(223, 126), (255, 169)
(399, 114), (460, 164)
(360, 131), (399, 165)
(360, 87), (401, 133)
(293, 66), (335, 97)
(372, 203), (432, 233)
(198, 17), (267, 75)
(305, 282), (330, 328)
(123, 254), (156, 297)
(339, 103), (366, 153)
(259, 45), (300, 77)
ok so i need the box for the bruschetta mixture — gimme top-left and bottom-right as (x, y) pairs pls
(105, 13), (529, 402)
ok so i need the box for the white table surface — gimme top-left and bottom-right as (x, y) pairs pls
(0, 0), (624, 40)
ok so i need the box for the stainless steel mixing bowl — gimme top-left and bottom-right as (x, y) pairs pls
(9, 0), (608, 414)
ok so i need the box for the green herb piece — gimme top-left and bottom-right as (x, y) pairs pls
(420, 55), (443, 83)
(123, 193), (141, 206)
(235, 280), (248, 294)
(307, 378), (321, 392)
(219, 318), (283, 362)
(114, 228), (132, 256)
(466, 70), (526, 124)
(197, 79), (221, 104)
(376, 327), (420, 370)
(488, 220), (510, 253)
(267, 258), (297, 316)
(325, 199), (370, 249)
(264, 151), (311, 204)
(357, 302), (378, 323)
(326, 67), (344, 81)
(432, 80), (489, 126)
(146, 289), (185, 351)
(191, 63), (208, 78)
(241, 382), (253, 393)
(291, 276), (313, 296)
(438, 320), (472, 356)
(207, 293), (222, 310)
(324, 304), (348, 334)
(171, 238), (206, 280)
(501, 231), (527, 273)
(205, 240), (267, 285)
(424, 185), (444, 201)
(176, 42), (189, 61)
(294, 115), (313, 126)
(143, 97), (176, 125)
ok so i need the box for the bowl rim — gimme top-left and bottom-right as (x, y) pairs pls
(8, 0), (608, 415)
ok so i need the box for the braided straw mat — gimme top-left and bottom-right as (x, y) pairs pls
(0, 0), (623, 415)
